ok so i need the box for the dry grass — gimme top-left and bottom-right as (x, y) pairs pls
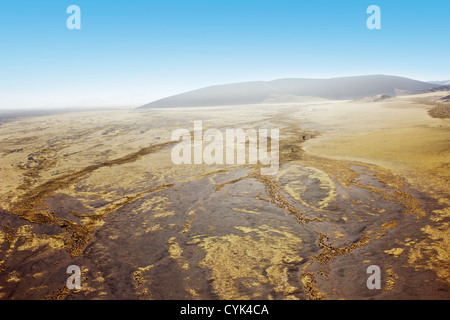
(428, 105), (450, 119)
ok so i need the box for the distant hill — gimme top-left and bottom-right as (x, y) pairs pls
(138, 75), (440, 109)
(417, 85), (450, 94)
(428, 80), (450, 86)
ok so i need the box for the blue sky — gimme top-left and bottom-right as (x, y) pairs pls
(1, 0), (449, 108)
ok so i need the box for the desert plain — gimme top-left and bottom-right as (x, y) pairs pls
(0, 92), (449, 300)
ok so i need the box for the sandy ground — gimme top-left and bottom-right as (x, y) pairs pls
(0, 95), (449, 300)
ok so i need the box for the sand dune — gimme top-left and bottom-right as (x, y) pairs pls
(139, 75), (438, 109)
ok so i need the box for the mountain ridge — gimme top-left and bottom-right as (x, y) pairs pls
(139, 75), (441, 109)
(428, 80), (450, 86)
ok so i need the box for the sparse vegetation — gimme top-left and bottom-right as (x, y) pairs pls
(428, 105), (450, 119)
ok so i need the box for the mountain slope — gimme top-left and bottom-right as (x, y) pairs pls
(429, 80), (450, 86)
(139, 75), (438, 109)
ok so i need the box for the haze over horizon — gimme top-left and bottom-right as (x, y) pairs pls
(1, 0), (450, 109)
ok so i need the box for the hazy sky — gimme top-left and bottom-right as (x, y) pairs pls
(1, 0), (449, 109)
